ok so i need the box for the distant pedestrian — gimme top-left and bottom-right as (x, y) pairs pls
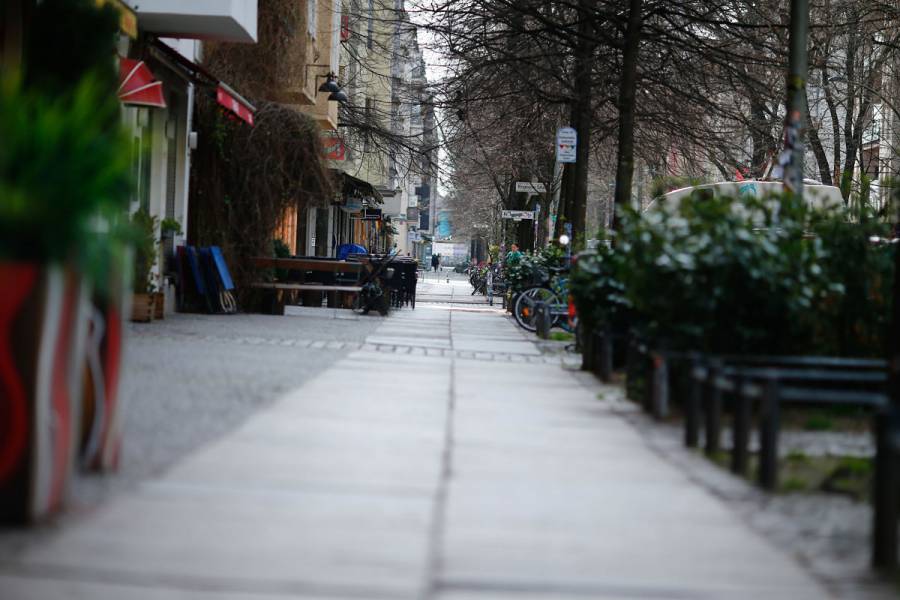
(431, 254), (440, 272)
(506, 243), (523, 266)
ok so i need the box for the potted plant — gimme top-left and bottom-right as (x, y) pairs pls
(0, 2), (130, 522)
(0, 85), (130, 520)
(130, 209), (159, 322)
(154, 217), (182, 319)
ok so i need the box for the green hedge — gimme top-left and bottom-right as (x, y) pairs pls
(572, 191), (894, 358)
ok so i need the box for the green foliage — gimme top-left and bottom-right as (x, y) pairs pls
(620, 191), (831, 354)
(809, 206), (893, 357)
(273, 239), (292, 257)
(781, 476), (809, 493)
(272, 238), (292, 280)
(23, 0), (120, 103)
(505, 245), (565, 294)
(803, 414), (834, 431)
(572, 189), (895, 358)
(786, 450), (810, 464)
(160, 218), (183, 236)
(549, 331), (575, 342)
(0, 75), (132, 266)
(838, 456), (872, 476)
(130, 210), (158, 294)
(570, 240), (631, 334)
(0, 0), (131, 295)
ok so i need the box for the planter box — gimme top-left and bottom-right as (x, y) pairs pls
(153, 291), (165, 320)
(0, 263), (88, 523)
(131, 292), (155, 322)
(80, 287), (128, 473)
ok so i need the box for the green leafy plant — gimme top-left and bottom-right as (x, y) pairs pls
(570, 238), (631, 335)
(505, 245), (565, 294)
(613, 190), (830, 354)
(272, 238), (292, 280)
(803, 414), (834, 432)
(0, 75), (132, 268)
(131, 209), (159, 294)
(808, 205), (893, 357)
(0, 0), (135, 301)
(572, 187), (894, 359)
(160, 218), (183, 238)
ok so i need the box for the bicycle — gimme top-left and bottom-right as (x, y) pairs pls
(512, 266), (574, 332)
(485, 263), (506, 306)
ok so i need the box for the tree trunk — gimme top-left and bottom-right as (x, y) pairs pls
(748, 93), (772, 178)
(611, 0), (644, 232)
(566, 0), (596, 244)
(805, 88), (833, 185)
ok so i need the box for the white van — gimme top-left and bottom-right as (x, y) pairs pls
(648, 180), (844, 213)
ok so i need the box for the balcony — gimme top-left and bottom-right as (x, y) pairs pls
(134, 0), (258, 43)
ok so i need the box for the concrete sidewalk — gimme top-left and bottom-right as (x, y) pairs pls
(0, 305), (832, 599)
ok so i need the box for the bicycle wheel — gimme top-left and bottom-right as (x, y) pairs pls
(513, 286), (559, 332)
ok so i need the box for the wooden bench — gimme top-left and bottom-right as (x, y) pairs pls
(250, 257), (364, 314)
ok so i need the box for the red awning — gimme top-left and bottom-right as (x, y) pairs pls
(216, 84), (254, 126)
(118, 58), (166, 108)
(148, 39), (255, 127)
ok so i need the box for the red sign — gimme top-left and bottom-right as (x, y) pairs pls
(341, 15), (351, 41)
(216, 85), (254, 126)
(323, 134), (345, 160)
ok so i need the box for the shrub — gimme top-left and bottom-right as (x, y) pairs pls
(505, 245), (565, 294)
(130, 209), (158, 294)
(572, 189), (893, 358)
(570, 241), (630, 335)
(616, 191), (828, 354)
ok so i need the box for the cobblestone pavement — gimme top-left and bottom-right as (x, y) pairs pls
(0, 309), (382, 552)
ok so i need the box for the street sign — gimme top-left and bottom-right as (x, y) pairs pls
(556, 127), (577, 163)
(501, 210), (535, 220)
(515, 181), (547, 194)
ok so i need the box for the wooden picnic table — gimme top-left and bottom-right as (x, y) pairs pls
(250, 256), (364, 313)
(250, 256), (363, 274)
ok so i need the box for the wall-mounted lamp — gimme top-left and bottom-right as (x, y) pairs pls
(319, 73), (349, 103)
(306, 64), (350, 103)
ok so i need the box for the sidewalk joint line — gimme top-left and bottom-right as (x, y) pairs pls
(422, 309), (455, 600)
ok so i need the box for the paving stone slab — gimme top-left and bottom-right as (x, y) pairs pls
(20, 487), (431, 599)
(0, 575), (376, 600)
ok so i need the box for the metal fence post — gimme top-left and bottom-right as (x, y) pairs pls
(642, 348), (654, 413)
(872, 407), (899, 570)
(580, 321), (593, 372)
(535, 301), (550, 339)
(599, 326), (613, 382)
(731, 377), (751, 476)
(757, 377), (781, 491)
(685, 355), (703, 448)
(652, 352), (669, 419)
(704, 360), (722, 456)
